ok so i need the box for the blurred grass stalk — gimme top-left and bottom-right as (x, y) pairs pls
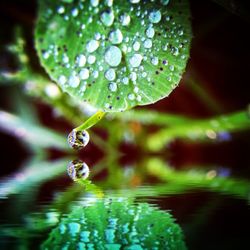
(0, 110), (68, 150)
(147, 110), (250, 151)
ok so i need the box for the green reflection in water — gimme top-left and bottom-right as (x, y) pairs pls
(42, 198), (186, 250)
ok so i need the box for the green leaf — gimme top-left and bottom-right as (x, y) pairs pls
(35, 0), (192, 112)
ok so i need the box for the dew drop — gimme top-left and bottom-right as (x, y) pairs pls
(109, 29), (123, 44)
(95, 32), (101, 40)
(90, 0), (99, 7)
(151, 57), (159, 65)
(42, 51), (49, 59)
(108, 82), (117, 92)
(93, 70), (99, 78)
(62, 55), (69, 64)
(120, 13), (131, 26)
(133, 41), (141, 51)
(86, 40), (99, 53)
(169, 65), (175, 71)
(105, 46), (122, 67)
(130, 72), (137, 81)
(145, 27), (155, 38)
(128, 93), (135, 100)
(137, 95), (142, 101)
(149, 10), (162, 24)
(58, 75), (67, 85)
(105, 0), (113, 7)
(134, 86), (139, 93)
(68, 75), (80, 88)
(68, 129), (90, 150)
(122, 77), (129, 85)
(71, 8), (79, 17)
(129, 54), (143, 68)
(57, 6), (65, 14)
(105, 68), (116, 81)
(76, 54), (86, 67)
(79, 68), (90, 80)
(130, 0), (140, 3)
(101, 10), (115, 27)
(67, 160), (90, 181)
(144, 39), (152, 49)
(87, 55), (96, 64)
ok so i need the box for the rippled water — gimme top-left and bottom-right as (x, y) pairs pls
(0, 160), (249, 249)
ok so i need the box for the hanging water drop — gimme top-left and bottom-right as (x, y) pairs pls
(68, 129), (90, 150)
(67, 160), (90, 181)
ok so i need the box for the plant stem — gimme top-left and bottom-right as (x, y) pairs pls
(74, 110), (106, 132)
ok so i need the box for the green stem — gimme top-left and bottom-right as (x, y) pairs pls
(74, 110), (106, 131)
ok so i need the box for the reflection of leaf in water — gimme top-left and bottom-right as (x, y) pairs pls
(42, 199), (186, 249)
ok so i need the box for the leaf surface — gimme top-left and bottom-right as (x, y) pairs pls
(35, 0), (192, 111)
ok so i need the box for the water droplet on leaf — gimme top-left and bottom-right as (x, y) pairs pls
(104, 46), (122, 67)
(129, 54), (143, 68)
(109, 29), (123, 44)
(86, 40), (99, 53)
(105, 68), (116, 81)
(101, 9), (115, 27)
(149, 10), (162, 23)
(108, 82), (117, 92)
(145, 26), (155, 38)
(120, 13), (131, 26)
